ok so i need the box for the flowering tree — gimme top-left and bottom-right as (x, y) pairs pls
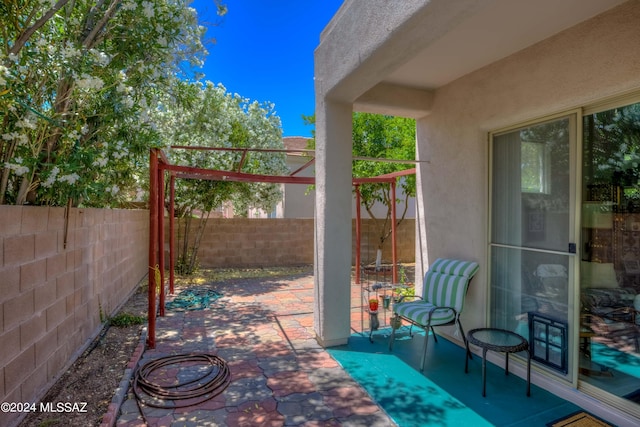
(154, 81), (288, 273)
(1, 0), (223, 206)
(304, 112), (416, 262)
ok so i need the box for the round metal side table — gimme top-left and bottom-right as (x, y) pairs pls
(465, 328), (531, 397)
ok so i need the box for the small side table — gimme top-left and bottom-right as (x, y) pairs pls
(465, 328), (531, 397)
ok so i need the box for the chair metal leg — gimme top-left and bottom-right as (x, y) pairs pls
(431, 326), (438, 343)
(389, 316), (397, 350)
(457, 319), (472, 360)
(420, 327), (430, 372)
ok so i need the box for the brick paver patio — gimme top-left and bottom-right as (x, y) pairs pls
(112, 272), (394, 426)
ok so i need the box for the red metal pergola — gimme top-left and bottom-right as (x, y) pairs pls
(147, 146), (415, 348)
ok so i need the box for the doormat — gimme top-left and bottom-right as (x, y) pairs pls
(624, 388), (640, 404)
(547, 411), (614, 427)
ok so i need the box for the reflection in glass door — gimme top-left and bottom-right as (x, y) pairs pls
(490, 115), (575, 380)
(580, 102), (640, 410)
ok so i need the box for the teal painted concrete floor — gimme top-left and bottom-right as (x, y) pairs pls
(329, 328), (583, 427)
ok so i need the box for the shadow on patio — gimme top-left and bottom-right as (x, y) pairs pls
(115, 270), (591, 426)
(331, 328), (583, 427)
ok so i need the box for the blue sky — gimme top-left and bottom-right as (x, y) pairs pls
(192, 0), (344, 138)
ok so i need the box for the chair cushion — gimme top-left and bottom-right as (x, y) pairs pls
(394, 300), (455, 326)
(430, 258), (479, 279)
(423, 271), (469, 312)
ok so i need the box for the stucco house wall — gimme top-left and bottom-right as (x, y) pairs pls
(314, 1), (640, 425)
(418, 1), (640, 334)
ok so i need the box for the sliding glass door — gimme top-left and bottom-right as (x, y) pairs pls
(580, 101), (640, 411)
(490, 114), (576, 380)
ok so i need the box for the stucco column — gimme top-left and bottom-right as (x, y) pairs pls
(314, 99), (353, 347)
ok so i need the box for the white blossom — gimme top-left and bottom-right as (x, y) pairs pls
(15, 134), (28, 145)
(16, 117), (37, 130)
(92, 156), (108, 167)
(4, 161), (29, 176)
(61, 42), (81, 59)
(76, 73), (104, 90)
(142, 1), (155, 18)
(121, 0), (136, 11)
(91, 50), (111, 67)
(106, 184), (120, 195)
(58, 173), (80, 185)
(122, 96), (134, 109)
(42, 166), (60, 188)
(67, 130), (80, 140)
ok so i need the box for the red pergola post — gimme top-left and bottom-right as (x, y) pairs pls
(355, 184), (361, 284)
(158, 163), (166, 317)
(147, 148), (158, 349)
(391, 180), (398, 283)
(169, 174), (175, 294)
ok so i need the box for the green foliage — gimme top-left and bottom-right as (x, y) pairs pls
(175, 249), (200, 276)
(351, 112), (416, 216)
(584, 103), (640, 187)
(395, 285), (415, 299)
(155, 81), (289, 271)
(109, 312), (146, 328)
(0, 0), (226, 206)
(305, 112), (416, 249)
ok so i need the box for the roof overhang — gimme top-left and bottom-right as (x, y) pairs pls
(316, 0), (628, 116)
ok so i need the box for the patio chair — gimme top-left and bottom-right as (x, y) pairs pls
(389, 258), (479, 371)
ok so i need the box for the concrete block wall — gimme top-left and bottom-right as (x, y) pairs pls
(354, 218), (415, 267)
(171, 217), (415, 268)
(0, 206), (149, 427)
(191, 218), (315, 267)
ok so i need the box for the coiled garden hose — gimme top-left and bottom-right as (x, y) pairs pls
(133, 353), (230, 408)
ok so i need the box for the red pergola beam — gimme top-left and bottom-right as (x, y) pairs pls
(170, 145), (315, 155)
(147, 145), (416, 350)
(289, 157), (316, 177)
(353, 168), (416, 183)
(166, 164), (413, 185)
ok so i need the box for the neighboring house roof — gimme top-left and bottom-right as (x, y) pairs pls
(283, 136), (311, 155)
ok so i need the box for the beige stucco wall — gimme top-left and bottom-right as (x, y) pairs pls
(416, 1), (640, 332)
(0, 206), (148, 427)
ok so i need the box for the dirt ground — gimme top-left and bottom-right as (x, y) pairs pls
(19, 284), (148, 427)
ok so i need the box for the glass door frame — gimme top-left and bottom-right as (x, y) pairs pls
(578, 94), (640, 418)
(488, 109), (581, 387)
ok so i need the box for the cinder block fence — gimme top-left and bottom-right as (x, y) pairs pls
(1, 207), (414, 427)
(171, 218), (415, 268)
(0, 206), (148, 427)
